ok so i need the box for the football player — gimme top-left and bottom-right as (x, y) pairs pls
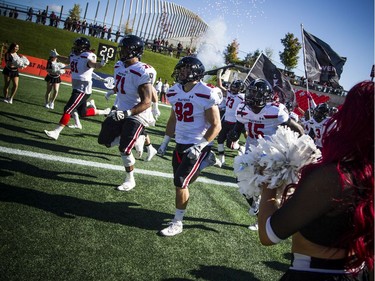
(97, 35), (157, 191)
(228, 78), (304, 230)
(216, 70), (246, 167)
(157, 56), (222, 236)
(306, 102), (331, 149)
(44, 37), (109, 139)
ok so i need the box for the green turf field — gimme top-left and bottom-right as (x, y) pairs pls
(0, 72), (292, 281)
(0, 14), (293, 278)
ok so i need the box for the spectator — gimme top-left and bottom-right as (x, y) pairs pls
(168, 44), (173, 57)
(176, 42), (183, 58)
(258, 80), (374, 280)
(13, 8), (18, 19)
(49, 11), (56, 26)
(107, 27), (112, 41)
(81, 20), (87, 34)
(154, 77), (162, 101)
(26, 7), (33, 21)
(41, 10), (47, 25)
(157, 56), (222, 236)
(160, 79), (169, 103)
(115, 30), (121, 42)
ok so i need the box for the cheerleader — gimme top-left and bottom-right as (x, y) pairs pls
(45, 51), (66, 109)
(3, 42), (29, 104)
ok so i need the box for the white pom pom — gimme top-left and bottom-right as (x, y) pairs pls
(233, 126), (321, 197)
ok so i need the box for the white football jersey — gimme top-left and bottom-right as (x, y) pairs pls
(307, 117), (329, 148)
(69, 51), (96, 81)
(224, 91), (245, 123)
(235, 101), (289, 146)
(167, 81), (221, 144)
(69, 51), (96, 94)
(113, 61), (157, 126)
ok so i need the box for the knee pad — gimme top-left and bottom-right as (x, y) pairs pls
(121, 152), (135, 167)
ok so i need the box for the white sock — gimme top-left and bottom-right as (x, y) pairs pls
(55, 125), (64, 133)
(126, 170), (134, 180)
(174, 208), (186, 222)
(146, 144), (153, 153)
(73, 112), (81, 126)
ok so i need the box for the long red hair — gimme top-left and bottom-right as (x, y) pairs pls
(286, 81), (374, 271)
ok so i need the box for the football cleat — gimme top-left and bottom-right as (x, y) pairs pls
(116, 177), (136, 191)
(68, 124), (82, 129)
(248, 222), (259, 231)
(102, 108), (111, 115)
(44, 130), (59, 140)
(49, 102), (54, 109)
(218, 154), (225, 165)
(160, 220), (183, 237)
(87, 99), (96, 109)
(146, 145), (157, 162)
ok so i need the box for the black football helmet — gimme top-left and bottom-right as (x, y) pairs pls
(230, 80), (244, 94)
(72, 37), (91, 55)
(118, 35), (144, 62)
(313, 103), (330, 122)
(245, 78), (273, 108)
(171, 56), (205, 85)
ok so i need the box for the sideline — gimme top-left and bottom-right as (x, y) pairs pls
(0, 146), (238, 188)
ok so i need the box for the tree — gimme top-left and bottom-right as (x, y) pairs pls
(279, 32), (301, 71)
(241, 48), (274, 68)
(223, 39), (240, 64)
(242, 49), (261, 68)
(69, 4), (81, 20)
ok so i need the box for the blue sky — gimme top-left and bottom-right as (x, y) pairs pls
(10, 0), (374, 91)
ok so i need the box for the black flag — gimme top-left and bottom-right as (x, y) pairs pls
(303, 29), (346, 88)
(244, 53), (295, 104)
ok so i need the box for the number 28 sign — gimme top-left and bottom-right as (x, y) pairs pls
(97, 43), (117, 61)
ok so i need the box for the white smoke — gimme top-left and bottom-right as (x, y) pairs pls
(196, 18), (227, 72)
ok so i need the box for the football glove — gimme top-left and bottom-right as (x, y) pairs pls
(157, 135), (171, 156)
(183, 138), (209, 160)
(100, 58), (107, 67)
(152, 103), (161, 120)
(50, 49), (59, 57)
(108, 109), (131, 121)
(227, 129), (240, 142)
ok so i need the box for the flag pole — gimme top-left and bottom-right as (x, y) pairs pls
(301, 24), (310, 93)
(243, 52), (263, 86)
(301, 24), (314, 114)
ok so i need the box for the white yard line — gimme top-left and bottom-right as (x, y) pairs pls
(0, 146), (238, 187)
